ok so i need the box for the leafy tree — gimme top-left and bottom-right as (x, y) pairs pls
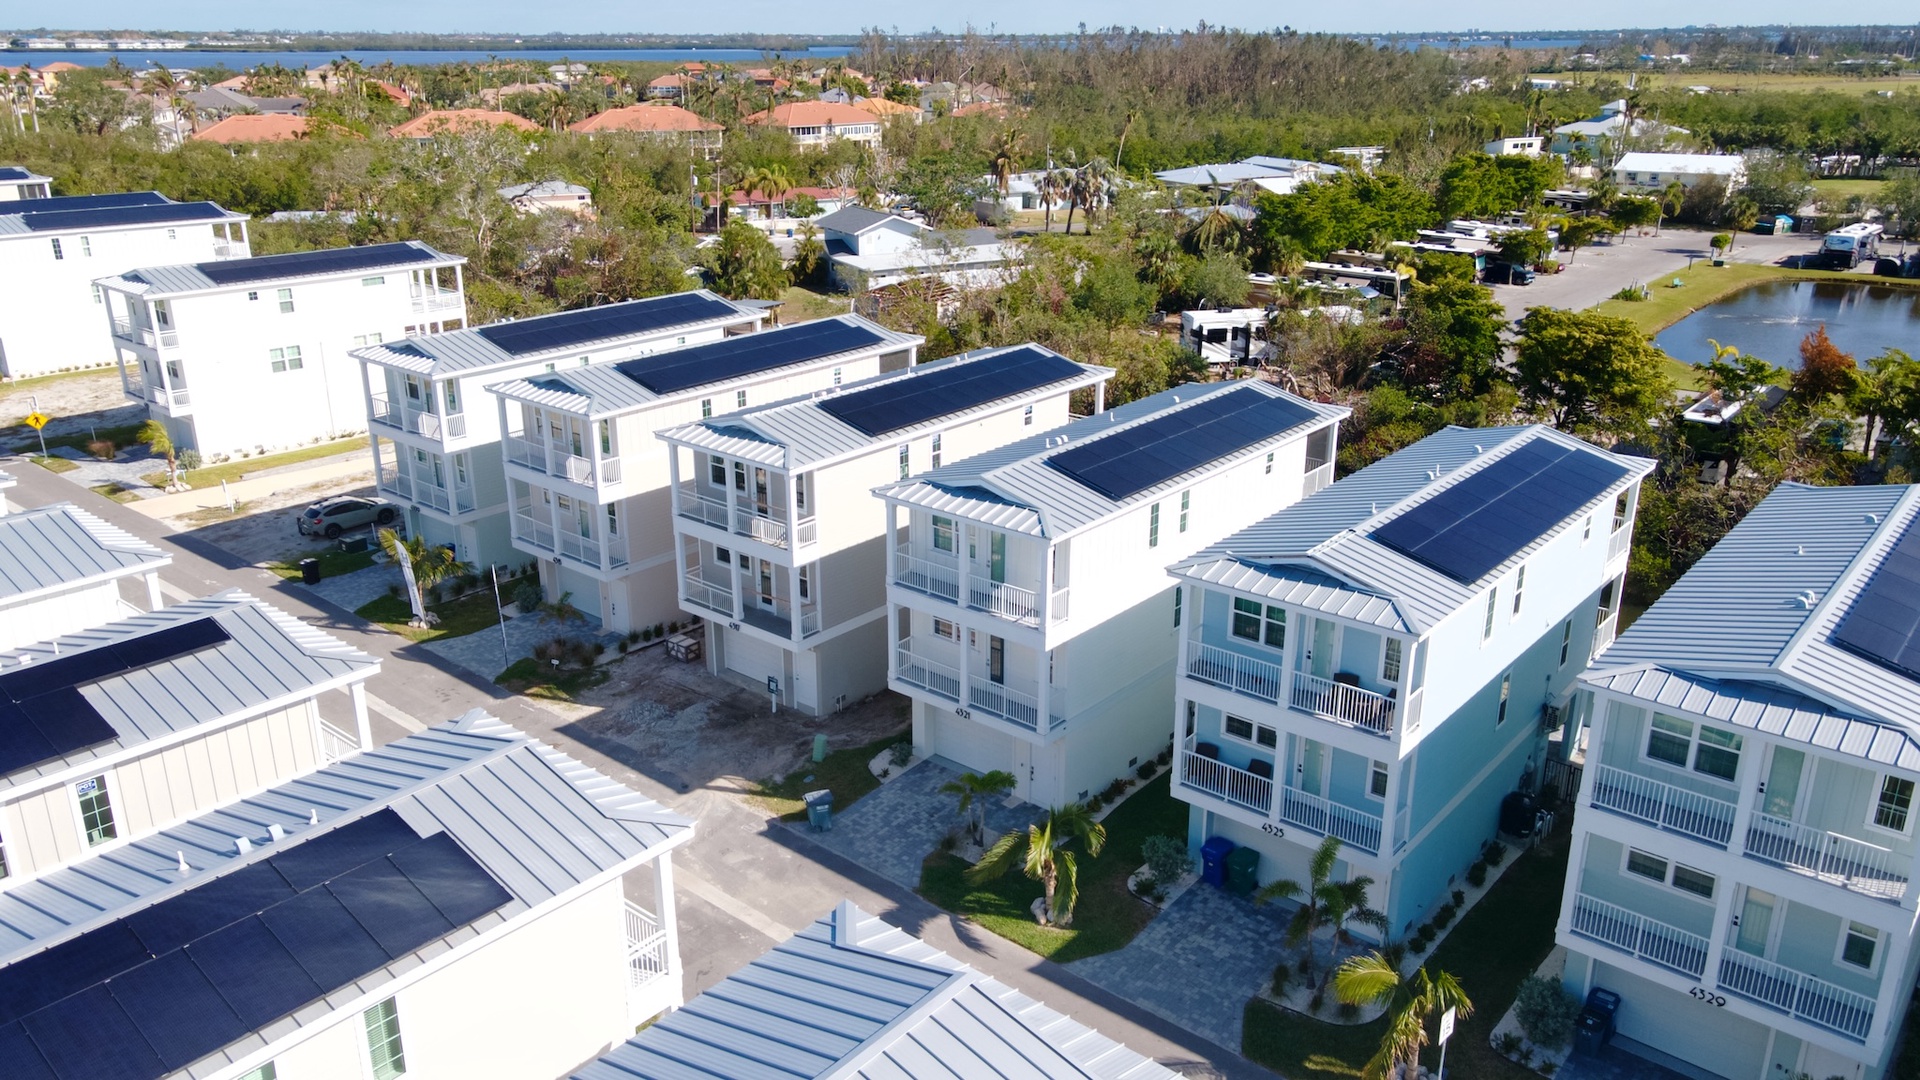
(968, 803), (1106, 926)
(1495, 227), (1552, 269)
(1333, 952), (1474, 1080)
(1408, 249), (1477, 285)
(1557, 216), (1609, 262)
(1693, 341), (1782, 476)
(1848, 349), (1920, 464)
(1609, 195), (1660, 232)
(136, 420), (178, 486)
(1791, 325), (1858, 404)
(786, 192), (821, 218)
(1252, 172), (1434, 262)
(707, 219), (787, 300)
(1182, 250), (1253, 309)
(377, 527), (472, 627)
(790, 222), (827, 288)
(1255, 834), (1385, 986)
(1738, 150), (1815, 217)
(1515, 309), (1675, 437)
(939, 770), (1016, 847)
(1073, 252), (1155, 325)
(1435, 152), (1556, 220)
(1405, 277), (1507, 398)
(1877, 169), (1920, 239)
(1675, 176), (1729, 226)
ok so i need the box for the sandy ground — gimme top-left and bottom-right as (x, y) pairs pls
(168, 473), (384, 567)
(0, 370), (145, 450)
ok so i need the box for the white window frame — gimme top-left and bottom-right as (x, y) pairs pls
(1231, 597), (1285, 649)
(1265, 451), (1274, 475)
(1836, 921), (1882, 974)
(898, 444), (910, 479)
(73, 773), (118, 848)
(931, 515), (956, 553)
(1023, 405), (1033, 426)
(1148, 503), (1160, 548)
(1641, 713), (1742, 785)
(49, 237), (62, 260)
(1223, 713), (1279, 750)
(268, 345), (304, 373)
(362, 275), (385, 286)
(1511, 565), (1526, 618)
(933, 616), (958, 641)
(1868, 774), (1915, 837)
(79, 235), (92, 257)
(1559, 619), (1573, 667)
(362, 996), (407, 1079)
(1496, 672), (1511, 725)
(832, 366), (842, 386)
(1369, 760), (1389, 800)
(1173, 587), (1182, 628)
(736, 389), (748, 409)
(1621, 846), (1716, 902)
(1482, 590), (1497, 643)
(277, 287), (294, 313)
(701, 398), (713, 418)
(931, 433), (942, 469)
(1179, 489), (1190, 533)
(1381, 638), (1403, 683)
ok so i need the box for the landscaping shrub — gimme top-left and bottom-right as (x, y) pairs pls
(1495, 1031), (1525, 1056)
(1136, 761), (1157, 780)
(1612, 284), (1648, 302)
(512, 579), (542, 612)
(1467, 860), (1489, 887)
(1483, 840), (1507, 866)
(178, 449), (203, 471)
(88, 440), (115, 460)
(1433, 905), (1455, 930)
(1514, 975), (1583, 1048)
(1270, 961), (1291, 996)
(1156, 746), (1172, 767)
(641, 627), (654, 642)
(1141, 835), (1193, 884)
(888, 742), (913, 768)
(652, 622), (665, 638)
(1101, 778), (1129, 802)
(1086, 795), (1106, 812)
(626, 629), (642, 644)
(1452, 889), (1465, 907)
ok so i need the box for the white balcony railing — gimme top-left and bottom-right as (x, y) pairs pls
(894, 551), (962, 604)
(144, 384), (190, 409)
(1279, 785), (1383, 855)
(1718, 948), (1876, 1043)
(681, 571), (733, 618)
(111, 317), (178, 349)
(968, 679), (1040, 730)
(1303, 459), (1334, 496)
(411, 291), (464, 315)
(968, 575), (1040, 626)
(1745, 812), (1909, 902)
(1569, 893), (1709, 979)
(317, 718), (360, 765)
(1049, 586), (1071, 622)
(624, 901), (670, 990)
(1180, 748), (1274, 815)
(1608, 523), (1632, 562)
(675, 484), (732, 530)
(1185, 642), (1282, 705)
(1593, 610), (1620, 658)
(1289, 671), (1397, 736)
(896, 643), (961, 702)
(512, 512), (557, 555)
(738, 509), (789, 547)
(373, 396), (465, 441)
(1591, 764), (1736, 847)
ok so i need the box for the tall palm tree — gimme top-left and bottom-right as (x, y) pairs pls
(1256, 833), (1386, 986)
(377, 527), (471, 627)
(1333, 952), (1474, 1080)
(940, 769), (1016, 847)
(136, 420), (177, 487)
(967, 803), (1106, 926)
(1037, 167), (1068, 232)
(989, 127), (1021, 197)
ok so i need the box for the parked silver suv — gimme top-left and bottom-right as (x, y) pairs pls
(297, 495), (397, 539)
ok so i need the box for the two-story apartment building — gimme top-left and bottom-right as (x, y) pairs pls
(98, 242), (466, 457)
(0, 710), (695, 1080)
(0, 503), (169, 652)
(0, 191), (249, 378)
(0, 166), (52, 201)
(354, 291), (765, 570)
(659, 344), (1110, 714)
(1558, 483), (1920, 1080)
(1166, 426), (1651, 936)
(489, 314), (921, 636)
(874, 381), (1348, 807)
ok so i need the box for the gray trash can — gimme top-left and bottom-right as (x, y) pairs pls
(299, 558), (321, 585)
(804, 789), (833, 831)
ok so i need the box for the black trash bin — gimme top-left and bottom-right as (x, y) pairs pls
(1574, 987), (1621, 1055)
(1200, 836), (1234, 888)
(803, 789), (833, 832)
(299, 558), (321, 585)
(1224, 846), (1260, 896)
(1500, 790), (1539, 837)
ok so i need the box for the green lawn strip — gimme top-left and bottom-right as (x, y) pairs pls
(2, 366), (121, 391)
(1243, 833), (1571, 1080)
(493, 655), (611, 701)
(356, 590), (501, 644)
(29, 455), (78, 473)
(915, 772), (1191, 964)
(779, 285), (853, 323)
(142, 437), (365, 489)
(88, 483), (138, 504)
(1810, 178), (1886, 202)
(751, 731), (907, 822)
(265, 547), (379, 580)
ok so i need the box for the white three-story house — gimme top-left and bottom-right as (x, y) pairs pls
(875, 380), (1347, 807)
(1560, 483), (1920, 1080)
(99, 242), (466, 457)
(488, 314), (920, 636)
(355, 291), (764, 570)
(659, 344), (1111, 715)
(1169, 425), (1650, 936)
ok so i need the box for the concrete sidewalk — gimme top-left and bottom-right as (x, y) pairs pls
(121, 449), (373, 520)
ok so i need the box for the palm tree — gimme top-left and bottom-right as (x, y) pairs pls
(968, 803), (1106, 926)
(989, 127), (1021, 197)
(1037, 167), (1069, 232)
(940, 769), (1016, 847)
(1657, 180), (1686, 235)
(1256, 833), (1386, 985)
(140, 68), (185, 144)
(377, 527), (471, 627)
(1114, 109), (1137, 175)
(1333, 952), (1474, 1080)
(136, 420), (178, 488)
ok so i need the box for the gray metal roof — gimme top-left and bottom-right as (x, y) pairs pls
(815, 204), (908, 235)
(500, 179), (591, 199)
(0, 590), (378, 791)
(0, 502), (169, 606)
(488, 314), (923, 419)
(656, 344), (1111, 470)
(0, 199), (246, 237)
(575, 900), (1181, 1080)
(875, 382), (1349, 540)
(1589, 482), (1920, 765)
(355, 289), (761, 378)
(1170, 426), (1654, 635)
(110, 240), (460, 297)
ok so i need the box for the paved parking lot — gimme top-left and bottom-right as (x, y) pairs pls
(1487, 227), (1821, 323)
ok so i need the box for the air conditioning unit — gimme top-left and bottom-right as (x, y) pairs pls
(1540, 692), (1574, 733)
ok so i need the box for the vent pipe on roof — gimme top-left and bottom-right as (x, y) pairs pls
(1796, 545), (1806, 556)
(234, 836), (252, 855)
(1474, 444), (1483, 454)
(308, 808), (320, 825)
(1868, 513), (1883, 524)
(268, 823), (286, 842)
(176, 852), (191, 877)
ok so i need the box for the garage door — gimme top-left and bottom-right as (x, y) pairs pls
(1594, 961), (1762, 1080)
(925, 706), (1013, 777)
(723, 629), (787, 686)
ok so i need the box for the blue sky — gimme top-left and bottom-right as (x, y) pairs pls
(20, 3), (1920, 36)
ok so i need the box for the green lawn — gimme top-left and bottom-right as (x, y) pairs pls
(1811, 178), (1887, 203)
(494, 654), (612, 701)
(88, 483), (139, 504)
(29, 455), (78, 474)
(266, 547), (378, 580)
(1243, 830), (1572, 1080)
(779, 285), (853, 323)
(142, 437), (364, 489)
(917, 772), (1190, 964)
(356, 591), (502, 644)
(751, 731), (908, 822)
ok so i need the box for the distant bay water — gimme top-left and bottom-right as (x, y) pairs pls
(0, 46), (855, 69)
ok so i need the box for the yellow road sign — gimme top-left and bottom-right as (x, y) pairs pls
(23, 412), (49, 430)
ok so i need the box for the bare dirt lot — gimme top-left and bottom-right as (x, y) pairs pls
(0, 370), (146, 449)
(163, 463), (379, 567)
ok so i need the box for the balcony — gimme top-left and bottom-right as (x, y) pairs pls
(968, 679), (1042, 731)
(1289, 672), (1397, 737)
(967, 576), (1040, 626)
(672, 482), (801, 549)
(896, 640), (962, 703)
(512, 436), (621, 486)
(1303, 459), (1334, 496)
(624, 900), (672, 1024)
(1744, 813), (1909, 902)
(681, 569), (733, 618)
(1185, 642), (1282, 705)
(512, 513), (626, 570)
(111, 317), (177, 349)
(894, 550), (962, 604)
(411, 290), (464, 315)
(1592, 609), (1620, 658)
(1179, 739), (1274, 816)
(138, 383), (190, 411)
(380, 470), (477, 515)
(373, 395), (468, 441)
(1608, 520), (1632, 562)
(739, 596), (821, 640)
(1568, 892), (1709, 979)
(1590, 764), (1736, 847)
(1717, 948), (1875, 1043)
(1279, 785), (1382, 855)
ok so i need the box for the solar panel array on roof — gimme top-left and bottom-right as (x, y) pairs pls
(1371, 437), (1631, 584)
(1045, 389), (1319, 501)
(0, 167), (33, 182)
(477, 291), (738, 357)
(17, 201), (230, 233)
(818, 347), (1084, 437)
(0, 809), (509, 1080)
(617, 318), (884, 396)
(0, 192), (165, 216)
(193, 243), (440, 287)
(0, 618), (231, 777)
(1832, 517), (1920, 681)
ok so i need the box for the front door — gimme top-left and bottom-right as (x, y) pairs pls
(1733, 887), (1777, 957)
(1011, 738), (1034, 803)
(1309, 618), (1336, 680)
(989, 532), (1007, 584)
(1761, 746), (1806, 819)
(757, 559), (775, 611)
(1300, 738), (1327, 797)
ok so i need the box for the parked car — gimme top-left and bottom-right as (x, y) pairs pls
(1483, 262), (1536, 286)
(298, 495), (397, 538)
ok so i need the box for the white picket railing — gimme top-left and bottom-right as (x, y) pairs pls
(1303, 460), (1334, 496)
(895, 643), (961, 702)
(1608, 522), (1632, 562)
(737, 509), (789, 547)
(1592, 611), (1620, 657)
(675, 484), (732, 530)
(317, 718), (359, 764)
(1179, 749), (1274, 815)
(1394, 805), (1411, 853)
(969, 680), (1041, 730)
(1590, 764), (1736, 847)
(968, 575), (1040, 625)
(1049, 586), (1071, 623)
(1185, 642), (1283, 705)
(1289, 671), (1397, 735)
(1279, 785), (1383, 855)
(681, 573), (733, 618)
(1744, 812), (1909, 901)
(894, 551), (962, 603)
(1569, 893), (1709, 978)
(624, 901), (671, 989)
(1717, 948), (1876, 1042)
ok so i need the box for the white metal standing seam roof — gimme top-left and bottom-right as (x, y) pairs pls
(872, 381), (1349, 540)
(352, 289), (763, 378)
(656, 344), (1112, 470)
(575, 899), (1182, 1080)
(487, 314), (925, 419)
(102, 240), (463, 297)
(0, 590), (377, 792)
(1588, 482), (1920, 767)
(0, 502), (169, 606)
(1168, 425), (1654, 635)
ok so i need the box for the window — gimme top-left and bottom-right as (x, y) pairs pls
(1670, 864), (1716, 899)
(1179, 490), (1190, 533)
(49, 237), (62, 260)
(931, 433), (942, 469)
(798, 564), (811, 601)
(1173, 587), (1182, 627)
(268, 346), (303, 373)
(701, 398), (713, 419)
(1512, 565), (1526, 617)
(364, 998), (407, 1079)
(932, 515), (955, 553)
(1559, 620), (1573, 666)
(276, 288), (294, 313)
(606, 504), (618, 536)
(237, 1065), (276, 1080)
(715, 546), (731, 565)
(1370, 761), (1389, 799)
(166, 228), (177, 241)
(247, 290), (258, 301)
(1582, 516), (1592, 543)
(362, 275), (385, 286)
(832, 366), (842, 386)
(733, 462), (746, 491)
(1625, 848), (1667, 883)
(352, 332), (384, 347)
(1874, 775), (1914, 833)
(1839, 922), (1880, 971)
(1023, 405), (1033, 426)
(1496, 673), (1511, 725)
(933, 617), (958, 641)
(1230, 598), (1286, 648)
(1382, 638), (1403, 683)
(1149, 503), (1160, 548)
(736, 389), (748, 409)
(1645, 714), (1742, 782)
(76, 775), (116, 846)
(898, 444), (910, 479)
(1224, 715), (1279, 748)
(91, 283), (102, 304)
(708, 458), (725, 486)
(1482, 590), (1497, 642)
(79, 235), (91, 256)
(1265, 451), (1275, 475)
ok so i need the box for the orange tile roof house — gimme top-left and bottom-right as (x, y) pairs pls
(389, 109), (539, 138)
(569, 104), (723, 155)
(852, 96), (921, 122)
(744, 101), (881, 146)
(191, 114), (312, 143)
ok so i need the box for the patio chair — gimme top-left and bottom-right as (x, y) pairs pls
(1248, 758), (1274, 780)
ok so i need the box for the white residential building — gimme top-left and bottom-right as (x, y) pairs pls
(1484, 135), (1545, 157)
(0, 502), (169, 651)
(1611, 151), (1749, 193)
(98, 242), (466, 457)
(0, 166), (52, 201)
(0, 711), (695, 1080)
(817, 205), (1018, 294)
(875, 381), (1347, 807)
(488, 314), (921, 635)
(0, 191), (249, 379)
(1180, 308), (1273, 368)
(659, 344), (1111, 714)
(355, 291), (765, 571)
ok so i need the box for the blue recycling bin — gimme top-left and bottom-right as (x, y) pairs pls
(804, 789), (833, 831)
(1200, 836), (1234, 888)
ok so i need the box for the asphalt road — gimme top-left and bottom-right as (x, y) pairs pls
(1485, 226), (1825, 323)
(4, 461), (1264, 1080)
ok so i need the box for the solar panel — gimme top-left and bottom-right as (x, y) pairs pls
(0, 191), (166, 216)
(0, 1020), (57, 1080)
(267, 808), (419, 890)
(1372, 438), (1631, 584)
(477, 291), (738, 357)
(106, 951), (247, 1070)
(1046, 389), (1320, 501)
(819, 347), (1084, 437)
(184, 916), (326, 1030)
(617, 319), (884, 396)
(0, 701), (57, 775)
(258, 888), (393, 986)
(387, 832), (514, 925)
(0, 924), (151, 1024)
(0, 167), (32, 181)
(1831, 516), (1920, 679)
(17, 201), (229, 232)
(18, 986), (166, 1080)
(108, 618), (231, 671)
(325, 858), (454, 955)
(124, 861), (296, 954)
(194, 243), (439, 287)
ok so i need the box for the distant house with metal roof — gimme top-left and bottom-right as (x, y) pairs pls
(0, 502), (169, 651)
(0, 165), (52, 201)
(814, 207), (1019, 293)
(1558, 482), (1920, 1080)
(0, 710), (695, 1080)
(497, 178), (594, 216)
(353, 291), (765, 575)
(1153, 155), (1345, 198)
(1549, 99), (1687, 159)
(576, 899), (1182, 1080)
(1611, 151), (1747, 194)
(96, 241), (466, 458)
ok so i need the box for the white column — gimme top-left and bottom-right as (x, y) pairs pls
(1700, 864), (1741, 990)
(1379, 757), (1404, 854)
(349, 681), (372, 750)
(653, 853), (685, 1010)
(143, 571), (162, 611)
